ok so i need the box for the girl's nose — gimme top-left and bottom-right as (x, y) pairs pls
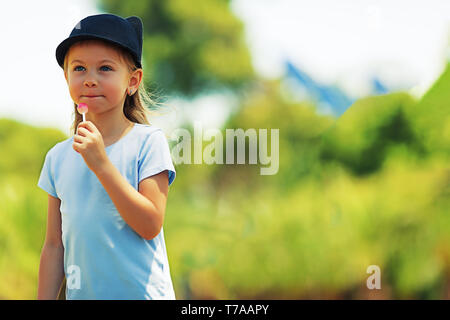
(84, 79), (98, 87)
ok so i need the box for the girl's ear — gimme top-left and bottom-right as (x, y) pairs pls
(129, 68), (143, 90)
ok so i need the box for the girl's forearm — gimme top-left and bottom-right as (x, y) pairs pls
(93, 159), (163, 240)
(37, 243), (65, 300)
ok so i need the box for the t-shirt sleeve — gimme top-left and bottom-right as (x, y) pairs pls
(138, 129), (176, 187)
(37, 148), (58, 198)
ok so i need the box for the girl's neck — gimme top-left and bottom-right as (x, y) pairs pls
(86, 114), (134, 147)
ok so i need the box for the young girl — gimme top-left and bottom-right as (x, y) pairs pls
(36, 13), (177, 300)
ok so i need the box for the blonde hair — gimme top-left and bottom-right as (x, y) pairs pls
(63, 39), (161, 136)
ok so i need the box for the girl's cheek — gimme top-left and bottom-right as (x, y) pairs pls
(73, 78), (85, 88)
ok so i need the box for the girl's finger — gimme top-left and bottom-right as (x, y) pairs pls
(82, 121), (101, 135)
(73, 135), (84, 144)
(73, 140), (81, 153)
(77, 122), (93, 134)
(77, 127), (90, 137)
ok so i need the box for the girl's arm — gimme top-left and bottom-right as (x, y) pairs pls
(94, 161), (169, 241)
(37, 195), (65, 300)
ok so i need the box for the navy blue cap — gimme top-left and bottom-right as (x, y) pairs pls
(56, 13), (143, 69)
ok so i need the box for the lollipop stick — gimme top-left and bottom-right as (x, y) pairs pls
(82, 113), (86, 122)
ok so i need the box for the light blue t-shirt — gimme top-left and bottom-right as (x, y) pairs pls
(37, 123), (176, 300)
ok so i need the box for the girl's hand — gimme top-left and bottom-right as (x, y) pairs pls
(73, 121), (109, 173)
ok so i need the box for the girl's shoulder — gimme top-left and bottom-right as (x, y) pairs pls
(47, 136), (75, 156)
(134, 122), (161, 131)
(133, 124), (172, 155)
(133, 123), (167, 139)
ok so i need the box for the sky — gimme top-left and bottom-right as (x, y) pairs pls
(0, 0), (449, 137)
(232, 0), (450, 97)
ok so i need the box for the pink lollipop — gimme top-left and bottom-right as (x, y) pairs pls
(77, 103), (88, 122)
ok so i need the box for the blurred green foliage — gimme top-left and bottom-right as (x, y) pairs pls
(319, 92), (427, 175)
(409, 64), (450, 156)
(0, 119), (66, 298)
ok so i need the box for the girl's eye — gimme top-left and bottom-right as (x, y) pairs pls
(73, 65), (112, 71)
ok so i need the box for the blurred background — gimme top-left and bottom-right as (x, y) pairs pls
(0, 0), (449, 299)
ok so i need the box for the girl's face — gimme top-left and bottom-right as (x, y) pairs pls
(64, 40), (138, 114)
